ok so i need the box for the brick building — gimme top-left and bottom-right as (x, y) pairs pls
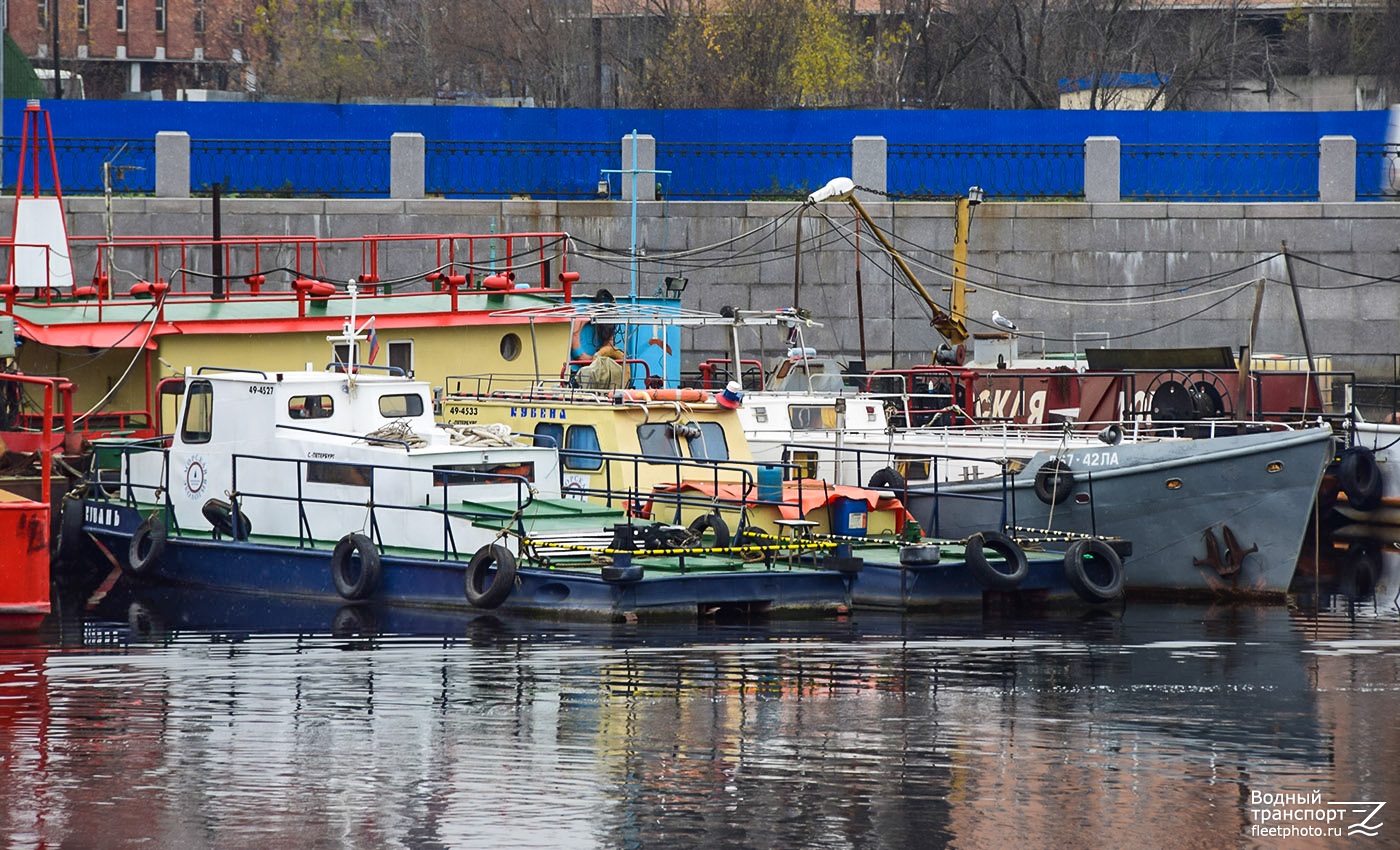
(7, 0), (256, 99)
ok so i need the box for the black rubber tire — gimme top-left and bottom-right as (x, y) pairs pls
(1338, 447), (1383, 511)
(331, 533), (382, 601)
(1033, 459), (1075, 505)
(466, 543), (518, 609)
(601, 564), (645, 582)
(56, 494), (86, 565)
(126, 517), (167, 576)
(1063, 538), (1126, 603)
(868, 467), (906, 492)
(966, 531), (1030, 590)
(686, 513), (731, 549)
(202, 498), (253, 540)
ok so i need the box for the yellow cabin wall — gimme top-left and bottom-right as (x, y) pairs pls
(19, 320), (572, 428)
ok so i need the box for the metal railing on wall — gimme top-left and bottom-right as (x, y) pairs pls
(2, 134), (1396, 201)
(1122, 143), (1319, 201)
(655, 142), (848, 200)
(889, 144), (1084, 199)
(427, 140), (614, 198)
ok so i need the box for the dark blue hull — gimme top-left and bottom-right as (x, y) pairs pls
(847, 549), (1094, 612)
(85, 503), (853, 622)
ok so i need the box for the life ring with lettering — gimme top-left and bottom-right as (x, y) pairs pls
(466, 543), (517, 609)
(868, 466), (906, 492)
(126, 516), (167, 576)
(1062, 538), (1125, 603)
(202, 498), (253, 540)
(649, 388), (708, 403)
(965, 530), (1029, 590)
(1337, 447), (1382, 511)
(686, 512), (731, 550)
(331, 532), (382, 601)
(1033, 458), (1075, 505)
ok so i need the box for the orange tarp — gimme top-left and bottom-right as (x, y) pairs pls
(656, 478), (903, 521)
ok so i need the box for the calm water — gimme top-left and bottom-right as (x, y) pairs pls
(2, 581), (1398, 850)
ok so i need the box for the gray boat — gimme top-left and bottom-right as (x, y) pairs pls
(906, 425), (1335, 598)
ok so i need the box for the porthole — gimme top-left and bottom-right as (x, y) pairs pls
(500, 333), (522, 361)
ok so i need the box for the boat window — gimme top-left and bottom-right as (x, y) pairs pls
(685, 422), (729, 461)
(564, 425), (603, 471)
(289, 394), (335, 420)
(896, 455), (932, 482)
(387, 340), (414, 377)
(432, 462), (535, 486)
(307, 461), (373, 487)
(533, 423), (563, 449)
(180, 380), (213, 444)
(378, 393), (425, 418)
(788, 404), (837, 430)
(636, 423), (680, 462)
(791, 450), (819, 479)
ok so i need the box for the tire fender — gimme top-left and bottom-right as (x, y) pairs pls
(1034, 459), (1075, 505)
(687, 512), (731, 549)
(1338, 447), (1383, 511)
(126, 516), (167, 576)
(466, 543), (518, 609)
(1063, 538), (1126, 603)
(331, 532), (382, 601)
(965, 530), (1029, 590)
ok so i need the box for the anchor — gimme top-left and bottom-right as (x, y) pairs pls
(1192, 523), (1259, 578)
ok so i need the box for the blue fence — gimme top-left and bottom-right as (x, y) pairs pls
(0, 101), (1393, 200)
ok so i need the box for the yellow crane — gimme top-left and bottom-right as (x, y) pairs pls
(806, 177), (977, 351)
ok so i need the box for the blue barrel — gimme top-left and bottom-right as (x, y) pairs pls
(831, 497), (869, 537)
(757, 465), (783, 502)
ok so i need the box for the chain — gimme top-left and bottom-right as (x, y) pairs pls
(852, 184), (961, 202)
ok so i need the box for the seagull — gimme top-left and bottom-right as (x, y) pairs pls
(992, 310), (1018, 331)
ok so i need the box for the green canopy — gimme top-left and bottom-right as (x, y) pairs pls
(4, 34), (46, 100)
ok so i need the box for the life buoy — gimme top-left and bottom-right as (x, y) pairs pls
(686, 513), (731, 549)
(1337, 447), (1382, 511)
(649, 388), (708, 403)
(202, 498), (253, 540)
(331, 533), (382, 601)
(126, 517), (167, 576)
(1033, 459), (1075, 505)
(965, 530), (1029, 590)
(466, 543), (518, 609)
(868, 467), (906, 492)
(1063, 538), (1125, 603)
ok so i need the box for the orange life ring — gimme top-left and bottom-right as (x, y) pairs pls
(649, 388), (708, 403)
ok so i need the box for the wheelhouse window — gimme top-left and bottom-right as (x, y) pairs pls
(432, 462), (535, 486)
(307, 462), (372, 487)
(788, 404), (837, 430)
(289, 395), (334, 420)
(563, 425), (603, 471)
(685, 422), (729, 461)
(378, 393), (424, 417)
(181, 380), (213, 444)
(636, 423), (680, 462)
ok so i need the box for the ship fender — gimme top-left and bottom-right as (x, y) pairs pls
(1337, 447), (1383, 511)
(965, 531), (1030, 590)
(331, 533), (382, 601)
(466, 543), (517, 609)
(126, 517), (167, 576)
(868, 467), (906, 492)
(687, 512), (731, 550)
(202, 498), (253, 540)
(1063, 538), (1125, 603)
(56, 493), (87, 564)
(1033, 458), (1075, 505)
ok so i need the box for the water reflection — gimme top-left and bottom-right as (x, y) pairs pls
(0, 582), (1396, 849)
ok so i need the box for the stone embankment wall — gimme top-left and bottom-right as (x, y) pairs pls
(53, 196), (1400, 379)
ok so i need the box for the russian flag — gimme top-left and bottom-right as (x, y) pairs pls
(367, 318), (380, 364)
